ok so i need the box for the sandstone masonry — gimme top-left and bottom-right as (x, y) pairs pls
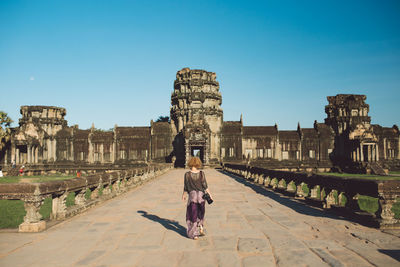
(0, 68), (399, 173)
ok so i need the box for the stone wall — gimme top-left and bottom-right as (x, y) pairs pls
(0, 163), (172, 232)
(223, 163), (400, 229)
(1, 73), (399, 172)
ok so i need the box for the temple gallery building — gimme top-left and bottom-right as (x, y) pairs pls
(1, 68), (399, 173)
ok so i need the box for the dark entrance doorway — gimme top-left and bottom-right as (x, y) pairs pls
(190, 146), (204, 163)
(363, 145), (369, 162)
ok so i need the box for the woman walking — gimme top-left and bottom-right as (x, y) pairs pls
(182, 157), (213, 240)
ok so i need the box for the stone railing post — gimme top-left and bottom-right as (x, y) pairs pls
(378, 196), (397, 227)
(52, 192), (68, 220)
(325, 190), (337, 209)
(19, 195), (46, 232)
(378, 181), (400, 228)
(75, 189), (86, 207)
(91, 178), (103, 199)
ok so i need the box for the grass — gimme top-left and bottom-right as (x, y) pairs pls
(390, 171), (400, 175)
(0, 175), (77, 184)
(40, 198), (52, 220)
(66, 192), (75, 207)
(0, 197), (53, 228)
(392, 198), (400, 219)
(85, 188), (92, 200)
(0, 193), (78, 229)
(319, 172), (400, 180)
(357, 195), (379, 214)
(0, 200), (26, 228)
(302, 183), (310, 197)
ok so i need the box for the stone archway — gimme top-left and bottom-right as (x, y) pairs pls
(185, 139), (209, 167)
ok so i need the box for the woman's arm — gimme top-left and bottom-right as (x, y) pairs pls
(201, 171), (213, 199)
(205, 188), (213, 200)
(182, 191), (188, 201)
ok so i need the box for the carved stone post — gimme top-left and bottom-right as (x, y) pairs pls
(325, 190), (337, 209)
(19, 197), (46, 232)
(112, 180), (120, 193)
(19, 184), (46, 232)
(378, 181), (400, 228)
(119, 178), (127, 192)
(75, 190), (86, 207)
(102, 182), (112, 195)
(52, 192), (68, 220)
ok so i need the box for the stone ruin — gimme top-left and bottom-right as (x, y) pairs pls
(0, 68), (399, 173)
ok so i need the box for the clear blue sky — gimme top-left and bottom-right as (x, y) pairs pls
(1, 0), (399, 130)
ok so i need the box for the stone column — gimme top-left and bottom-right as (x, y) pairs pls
(398, 139), (400, 160)
(70, 140), (74, 161)
(185, 141), (190, 167)
(16, 147), (20, 164)
(52, 192), (68, 220)
(35, 146), (39, 163)
(88, 138), (93, 164)
(372, 145), (376, 162)
(53, 139), (57, 161)
(19, 196), (46, 232)
(100, 143), (104, 163)
(383, 138), (387, 159)
(11, 143), (15, 165)
(276, 140), (282, 161)
(376, 145), (379, 161)
(27, 145), (31, 164)
(47, 139), (51, 162)
(360, 144), (364, 162)
(368, 145), (372, 162)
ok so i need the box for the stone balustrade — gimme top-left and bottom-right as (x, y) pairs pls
(223, 163), (400, 229)
(0, 164), (172, 232)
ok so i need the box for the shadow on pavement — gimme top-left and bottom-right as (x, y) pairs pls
(218, 170), (377, 227)
(378, 249), (400, 262)
(137, 210), (187, 238)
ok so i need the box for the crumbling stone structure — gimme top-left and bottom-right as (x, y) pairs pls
(171, 68), (223, 166)
(0, 68), (399, 172)
(325, 94), (399, 173)
(5, 106), (67, 165)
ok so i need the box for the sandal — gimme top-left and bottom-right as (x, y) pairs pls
(199, 225), (205, 236)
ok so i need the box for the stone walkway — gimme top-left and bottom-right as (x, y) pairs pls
(1, 169), (400, 267)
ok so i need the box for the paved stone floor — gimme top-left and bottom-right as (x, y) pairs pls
(1, 169), (400, 267)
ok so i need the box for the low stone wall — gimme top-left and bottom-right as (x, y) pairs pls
(223, 159), (333, 173)
(1, 162), (149, 176)
(223, 163), (400, 229)
(0, 163), (172, 232)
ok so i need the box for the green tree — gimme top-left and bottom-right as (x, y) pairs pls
(0, 111), (13, 151)
(156, 116), (169, 122)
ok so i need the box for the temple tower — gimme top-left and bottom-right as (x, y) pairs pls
(325, 94), (378, 164)
(170, 68), (223, 166)
(11, 106), (67, 164)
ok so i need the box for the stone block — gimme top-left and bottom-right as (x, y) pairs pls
(237, 237), (271, 253)
(19, 221), (46, 233)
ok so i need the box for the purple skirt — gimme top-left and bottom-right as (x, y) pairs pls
(186, 191), (205, 239)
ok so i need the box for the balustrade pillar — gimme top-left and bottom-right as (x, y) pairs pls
(19, 197), (46, 232)
(378, 193), (399, 228)
(52, 192), (68, 220)
(75, 190), (86, 206)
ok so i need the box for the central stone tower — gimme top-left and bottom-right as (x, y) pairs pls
(170, 68), (223, 166)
